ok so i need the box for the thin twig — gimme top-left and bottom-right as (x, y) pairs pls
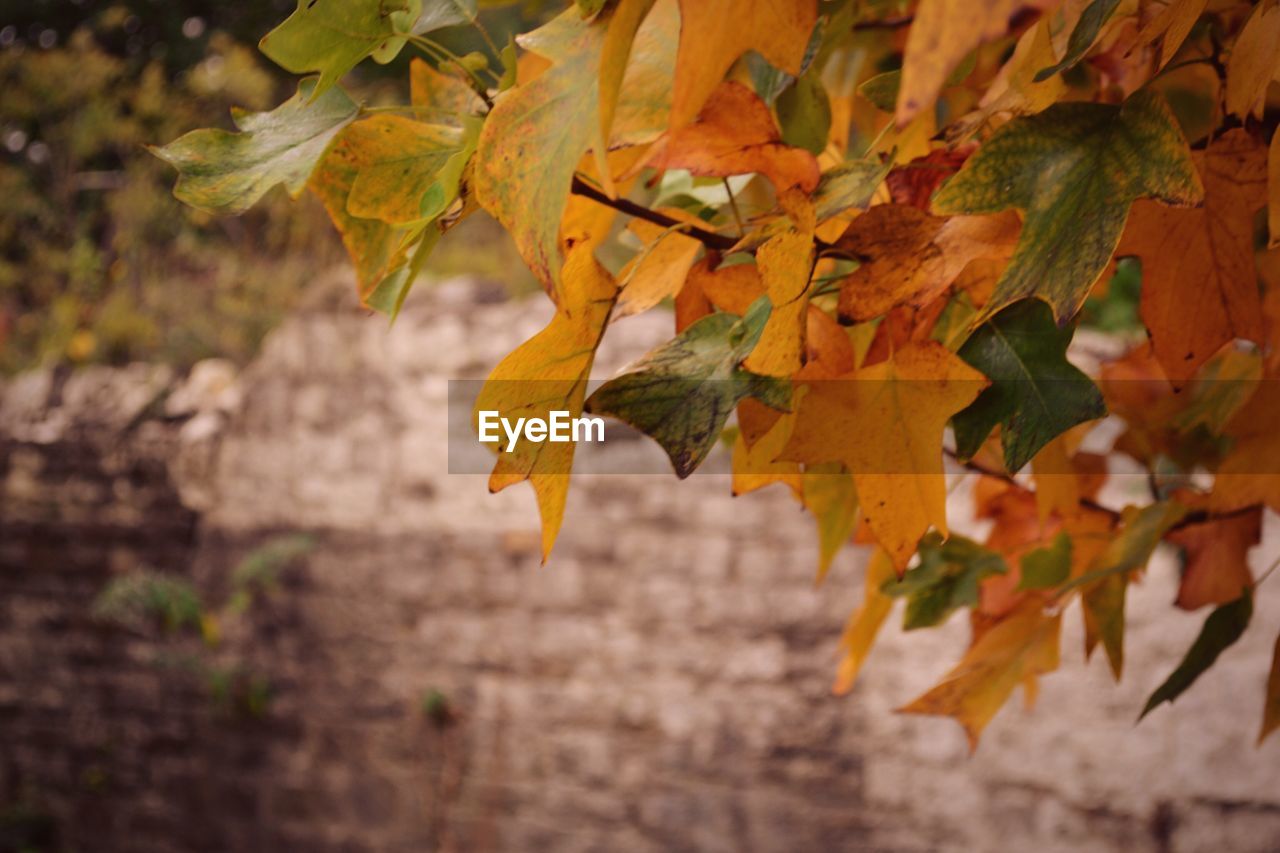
(569, 176), (740, 252)
(722, 178), (746, 238)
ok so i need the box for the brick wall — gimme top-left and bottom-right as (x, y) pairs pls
(2, 276), (1279, 852)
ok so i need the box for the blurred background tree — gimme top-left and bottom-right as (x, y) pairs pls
(0, 1), (542, 374)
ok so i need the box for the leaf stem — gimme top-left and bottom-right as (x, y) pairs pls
(722, 178), (746, 238)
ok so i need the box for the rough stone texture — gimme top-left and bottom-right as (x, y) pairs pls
(2, 273), (1279, 852)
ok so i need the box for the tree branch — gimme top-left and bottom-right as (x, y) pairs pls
(569, 177), (740, 252)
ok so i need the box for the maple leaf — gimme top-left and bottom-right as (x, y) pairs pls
(475, 244), (618, 561)
(781, 342), (989, 571)
(1118, 130), (1268, 385)
(882, 533), (1008, 630)
(833, 548), (896, 694)
(1140, 589), (1252, 720)
(646, 82), (821, 196)
(952, 299), (1106, 472)
(668, 0), (817, 130)
(933, 90), (1202, 324)
(1169, 510), (1261, 611)
(900, 602), (1062, 750)
(586, 298), (791, 479)
(834, 205), (1020, 323)
(895, 0), (1022, 126)
(151, 79), (358, 215)
(743, 195), (817, 377)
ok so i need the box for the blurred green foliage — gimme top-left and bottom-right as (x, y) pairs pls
(0, 8), (343, 374)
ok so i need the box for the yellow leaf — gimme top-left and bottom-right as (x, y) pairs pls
(669, 0), (817, 130)
(896, 0), (1023, 127)
(833, 547), (896, 694)
(409, 57), (484, 116)
(341, 115), (466, 225)
(744, 194), (817, 377)
(614, 210), (705, 319)
(731, 407), (802, 499)
(899, 602), (1062, 750)
(474, 245), (618, 560)
(803, 463), (860, 583)
(597, 0), (659, 194)
(781, 342), (989, 571)
(1134, 0), (1208, 70)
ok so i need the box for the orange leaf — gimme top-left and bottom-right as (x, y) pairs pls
(835, 205), (1020, 323)
(781, 342), (988, 570)
(899, 602), (1062, 750)
(833, 548), (896, 694)
(1169, 509), (1261, 611)
(1118, 130), (1268, 386)
(669, 0), (816, 130)
(646, 82), (821, 195)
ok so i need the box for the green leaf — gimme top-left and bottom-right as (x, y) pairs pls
(1140, 589), (1252, 720)
(952, 299), (1106, 472)
(777, 71), (832, 156)
(1076, 502), (1188, 679)
(576, 0), (609, 16)
(1034, 0), (1121, 82)
(1018, 532), (1072, 590)
(151, 78), (358, 215)
(474, 9), (606, 292)
(413, 0), (478, 33)
(858, 70), (900, 112)
(585, 298), (791, 478)
(882, 533), (1007, 630)
(813, 157), (892, 222)
(803, 464), (859, 583)
(932, 90), (1202, 324)
(261, 0), (410, 96)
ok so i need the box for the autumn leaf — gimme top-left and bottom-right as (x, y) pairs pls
(1225, 0), (1280, 119)
(803, 463), (860, 582)
(813, 158), (893, 222)
(895, 0), (1022, 126)
(952, 299), (1106, 472)
(882, 533), (1008, 630)
(1169, 510), (1260, 611)
(1018, 533), (1072, 590)
(833, 548), (896, 694)
(475, 244), (618, 560)
(1209, 371), (1280, 515)
(900, 602), (1062, 750)
(744, 195), (817, 377)
(613, 212), (704, 319)
(475, 9), (607, 293)
(732, 407), (801, 499)
(835, 205), (1020, 323)
(586, 298), (791, 478)
(1132, 0), (1207, 70)
(152, 78), (358, 215)
(1118, 130), (1268, 385)
(1140, 589), (1252, 720)
(409, 57), (484, 117)
(341, 115), (470, 225)
(668, 0), (817, 130)
(1033, 0), (1121, 82)
(781, 342), (989, 570)
(1077, 502), (1188, 679)
(933, 90), (1202, 324)
(1262, 633), (1280, 744)
(646, 82), (821, 196)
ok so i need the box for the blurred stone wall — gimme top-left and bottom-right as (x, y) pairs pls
(2, 273), (1280, 852)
